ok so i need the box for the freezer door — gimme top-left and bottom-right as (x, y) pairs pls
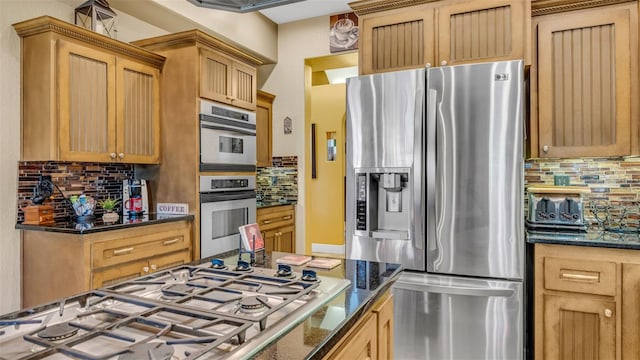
(426, 60), (524, 279)
(392, 272), (523, 360)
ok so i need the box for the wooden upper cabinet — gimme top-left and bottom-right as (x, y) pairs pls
(200, 48), (257, 111)
(57, 40), (116, 162)
(257, 90), (275, 167)
(354, 0), (530, 74)
(438, 0), (526, 65)
(117, 59), (161, 164)
(535, 5), (635, 157)
(360, 7), (435, 74)
(13, 16), (165, 164)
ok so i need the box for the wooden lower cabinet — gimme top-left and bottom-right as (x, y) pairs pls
(534, 243), (640, 360)
(543, 294), (616, 359)
(22, 220), (192, 307)
(324, 291), (393, 360)
(257, 205), (295, 253)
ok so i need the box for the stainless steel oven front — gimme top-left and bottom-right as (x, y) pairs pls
(200, 175), (257, 258)
(200, 100), (256, 172)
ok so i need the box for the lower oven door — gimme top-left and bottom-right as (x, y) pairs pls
(200, 191), (257, 258)
(200, 124), (256, 172)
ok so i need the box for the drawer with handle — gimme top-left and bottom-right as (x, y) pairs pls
(257, 205), (295, 231)
(92, 228), (190, 269)
(544, 256), (616, 296)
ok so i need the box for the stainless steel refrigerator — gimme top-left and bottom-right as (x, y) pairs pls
(346, 60), (524, 359)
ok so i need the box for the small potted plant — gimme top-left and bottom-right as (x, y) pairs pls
(99, 198), (120, 222)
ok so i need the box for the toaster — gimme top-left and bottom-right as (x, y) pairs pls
(526, 185), (590, 231)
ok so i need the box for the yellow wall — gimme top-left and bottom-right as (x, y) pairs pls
(305, 84), (347, 253)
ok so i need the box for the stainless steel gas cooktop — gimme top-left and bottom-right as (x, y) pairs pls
(0, 259), (351, 359)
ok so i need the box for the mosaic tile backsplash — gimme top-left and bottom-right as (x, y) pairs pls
(257, 156), (298, 203)
(17, 162), (134, 222)
(525, 157), (640, 227)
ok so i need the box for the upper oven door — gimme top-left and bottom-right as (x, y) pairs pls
(199, 100), (256, 172)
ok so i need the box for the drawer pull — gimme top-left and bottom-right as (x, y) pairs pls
(143, 266), (149, 273)
(561, 272), (599, 282)
(163, 239), (179, 246)
(262, 220), (272, 224)
(282, 215), (292, 220)
(113, 247), (134, 256)
(151, 264), (157, 271)
(604, 309), (613, 318)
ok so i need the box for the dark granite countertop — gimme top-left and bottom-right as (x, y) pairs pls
(15, 213), (194, 234)
(527, 229), (640, 249)
(256, 200), (297, 209)
(201, 252), (402, 359)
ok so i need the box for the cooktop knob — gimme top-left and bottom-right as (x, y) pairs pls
(301, 269), (318, 282)
(277, 264), (293, 277)
(211, 258), (227, 269)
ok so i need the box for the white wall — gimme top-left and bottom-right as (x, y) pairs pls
(261, 16), (332, 253)
(0, 0), (169, 314)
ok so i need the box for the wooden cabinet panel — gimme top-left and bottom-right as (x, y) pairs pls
(149, 249), (191, 272)
(543, 294), (616, 359)
(372, 292), (393, 360)
(622, 263), (640, 360)
(57, 40), (116, 162)
(360, 8), (435, 74)
(276, 225), (295, 253)
(544, 257), (616, 296)
(330, 313), (378, 360)
(201, 49), (232, 105)
(200, 48), (257, 110)
(257, 90), (274, 167)
(92, 259), (149, 288)
(14, 17), (164, 164)
(117, 58), (161, 164)
(536, 6), (634, 157)
(257, 205), (295, 253)
(439, 0), (525, 65)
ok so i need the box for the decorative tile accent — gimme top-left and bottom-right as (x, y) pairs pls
(525, 158), (640, 226)
(17, 161), (134, 222)
(257, 156), (298, 203)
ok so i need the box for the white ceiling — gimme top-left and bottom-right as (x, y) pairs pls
(258, 0), (352, 24)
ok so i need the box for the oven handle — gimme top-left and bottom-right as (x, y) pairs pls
(200, 190), (256, 203)
(201, 123), (256, 136)
(200, 114), (256, 129)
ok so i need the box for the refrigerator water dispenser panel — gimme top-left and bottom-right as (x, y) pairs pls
(354, 170), (410, 240)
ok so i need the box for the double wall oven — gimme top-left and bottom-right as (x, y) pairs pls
(200, 175), (257, 259)
(200, 100), (256, 172)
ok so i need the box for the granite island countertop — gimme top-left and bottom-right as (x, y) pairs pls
(527, 229), (640, 250)
(198, 252), (402, 360)
(15, 213), (194, 234)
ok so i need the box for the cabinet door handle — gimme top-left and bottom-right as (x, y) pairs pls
(143, 266), (149, 273)
(441, 60), (448, 66)
(163, 239), (179, 246)
(262, 219), (272, 224)
(604, 308), (613, 318)
(282, 215), (292, 220)
(118, 153), (125, 159)
(542, 145), (549, 153)
(110, 153), (117, 159)
(561, 272), (599, 282)
(150, 264), (157, 271)
(113, 247), (134, 256)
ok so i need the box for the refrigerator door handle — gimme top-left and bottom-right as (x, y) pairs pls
(394, 279), (515, 297)
(424, 89), (437, 252)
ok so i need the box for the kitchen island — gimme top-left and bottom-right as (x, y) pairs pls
(0, 249), (401, 359)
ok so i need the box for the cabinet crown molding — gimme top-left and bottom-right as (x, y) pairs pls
(12, 16), (165, 68)
(532, 0), (635, 16)
(349, 0), (439, 15)
(132, 29), (264, 67)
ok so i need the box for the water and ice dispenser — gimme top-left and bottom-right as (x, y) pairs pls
(355, 170), (411, 240)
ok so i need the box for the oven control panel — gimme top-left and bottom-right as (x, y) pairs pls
(200, 175), (256, 193)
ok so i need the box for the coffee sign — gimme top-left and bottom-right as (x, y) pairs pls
(330, 12), (359, 53)
(157, 203), (189, 215)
